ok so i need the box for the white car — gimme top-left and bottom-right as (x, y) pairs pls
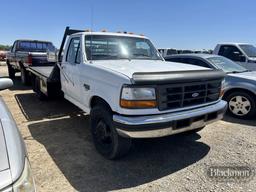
(0, 78), (36, 192)
(213, 43), (256, 71)
(28, 27), (227, 159)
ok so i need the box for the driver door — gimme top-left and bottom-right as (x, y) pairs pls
(61, 37), (81, 101)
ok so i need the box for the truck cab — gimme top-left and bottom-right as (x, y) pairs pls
(213, 43), (256, 71)
(29, 27), (227, 159)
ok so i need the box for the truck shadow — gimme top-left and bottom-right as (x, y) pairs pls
(15, 93), (83, 121)
(28, 116), (210, 192)
(222, 115), (256, 127)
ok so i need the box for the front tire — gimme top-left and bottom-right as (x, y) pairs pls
(225, 91), (256, 119)
(90, 104), (131, 159)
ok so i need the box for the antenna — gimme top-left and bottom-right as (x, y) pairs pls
(90, 4), (94, 63)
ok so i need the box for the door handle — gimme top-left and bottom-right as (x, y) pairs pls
(83, 84), (90, 91)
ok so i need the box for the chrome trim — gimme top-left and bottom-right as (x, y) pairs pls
(114, 100), (227, 138)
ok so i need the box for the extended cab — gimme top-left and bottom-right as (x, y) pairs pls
(6, 40), (56, 84)
(213, 43), (256, 71)
(28, 27), (227, 159)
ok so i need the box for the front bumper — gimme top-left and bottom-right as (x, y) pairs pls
(113, 100), (227, 138)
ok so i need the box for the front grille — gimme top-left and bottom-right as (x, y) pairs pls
(157, 79), (222, 111)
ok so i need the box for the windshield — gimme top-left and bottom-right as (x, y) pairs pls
(207, 56), (247, 73)
(239, 44), (256, 57)
(85, 35), (162, 60)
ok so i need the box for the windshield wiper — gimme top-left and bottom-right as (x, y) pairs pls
(227, 70), (249, 74)
(241, 69), (252, 72)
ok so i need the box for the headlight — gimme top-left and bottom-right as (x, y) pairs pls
(13, 158), (36, 192)
(220, 79), (225, 98)
(120, 86), (157, 109)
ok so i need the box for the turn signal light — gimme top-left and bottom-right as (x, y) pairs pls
(120, 99), (157, 109)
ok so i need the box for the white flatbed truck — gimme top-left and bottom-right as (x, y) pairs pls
(28, 27), (227, 159)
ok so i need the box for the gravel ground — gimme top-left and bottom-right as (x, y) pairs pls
(0, 65), (255, 192)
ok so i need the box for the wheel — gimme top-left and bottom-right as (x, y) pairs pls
(90, 104), (131, 159)
(21, 67), (30, 85)
(7, 63), (15, 79)
(225, 91), (256, 119)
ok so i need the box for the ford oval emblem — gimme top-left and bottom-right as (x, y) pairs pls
(192, 92), (199, 98)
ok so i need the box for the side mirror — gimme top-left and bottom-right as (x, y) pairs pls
(233, 52), (246, 62)
(239, 55), (246, 62)
(0, 78), (13, 91)
(47, 50), (57, 62)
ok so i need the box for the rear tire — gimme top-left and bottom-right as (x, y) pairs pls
(7, 63), (15, 79)
(225, 91), (256, 119)
(90, 104), (131, 159)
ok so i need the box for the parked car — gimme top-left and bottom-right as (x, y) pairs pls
(165, 54), (256, 118)
(0, 50), (7, 61)
(158, 48), (178, 57)
(213, 43), (256, 71)
(0, 78), (36, 191)
(6, 40), (56, 84)
(27, 27), (227, 159)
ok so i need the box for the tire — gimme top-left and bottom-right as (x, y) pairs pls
(225, 91), (256, 119)
(21, 67), (30, 85)
(7, 63), (15, 79)
(90, 104), (131, 159)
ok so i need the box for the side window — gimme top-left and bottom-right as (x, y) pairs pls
(12, 42), (17, 52)
(66, 38), (81, 64)
(219, 45), (245, 62)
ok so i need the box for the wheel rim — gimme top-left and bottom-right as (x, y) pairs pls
(229, 95), (251, 116)
(94, 120), (113, 153)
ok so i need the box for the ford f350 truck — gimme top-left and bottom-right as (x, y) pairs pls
(28, 27), (227, 159)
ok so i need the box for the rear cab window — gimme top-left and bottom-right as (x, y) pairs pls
(17, 41), (55, 52)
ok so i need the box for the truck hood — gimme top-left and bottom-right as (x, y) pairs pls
(228, 71), (256, 81)
(92, 60), (208, 78)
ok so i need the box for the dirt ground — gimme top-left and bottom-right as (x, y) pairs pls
(0, 64), (255, 192)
